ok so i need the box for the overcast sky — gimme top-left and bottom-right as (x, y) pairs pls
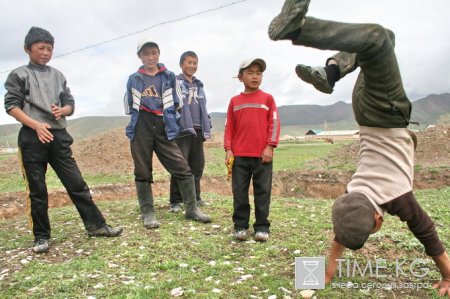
(1, 0), (449, 125)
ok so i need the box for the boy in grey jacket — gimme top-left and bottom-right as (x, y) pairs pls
(4, 27), (123, 254)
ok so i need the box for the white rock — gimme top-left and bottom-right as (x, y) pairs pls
(171, 287), (184, 297)
(299, 289), (315, 299)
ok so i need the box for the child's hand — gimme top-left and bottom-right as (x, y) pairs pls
(261, 145), (274, 163)
(34, 122), (53, 143)
(51, 104), (63, 120)
(225, 150), (234, 167)
(225, 150), (234, 181)
(433, 278), (450, 297)
(432, 252), (450, 297)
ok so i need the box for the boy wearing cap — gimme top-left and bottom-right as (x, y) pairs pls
(269, 0), (450, 295)
(168, 51), (212, 212)
(224, 58), (280, 242)
(4, 27), (123, 254)
(125, 39), (211, 228)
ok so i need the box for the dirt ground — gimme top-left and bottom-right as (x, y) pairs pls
(1, 125), (449, 219)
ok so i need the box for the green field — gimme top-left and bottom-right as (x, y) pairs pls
(0, 188), (448, 298)
(0, 141), (350, 193)
(1, 140), (449, 298)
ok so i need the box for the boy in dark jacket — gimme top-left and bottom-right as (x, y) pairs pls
(269, 1), (450, 296)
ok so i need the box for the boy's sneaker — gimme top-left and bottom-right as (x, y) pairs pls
(170, 203), (182, 213)
(295, 64), (334, 94)
(268, 0), (311, 40)
(254, 231), (269, 242)
(32, 239), (49, 254)
(88, 224), (123, 237)
(234, 230), (248, 241)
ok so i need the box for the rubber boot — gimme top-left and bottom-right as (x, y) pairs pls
(135, 181), (160, 229)
(177, 176), (211, 223)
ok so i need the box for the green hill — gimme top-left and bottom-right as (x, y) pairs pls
(1, 93), (449, 146)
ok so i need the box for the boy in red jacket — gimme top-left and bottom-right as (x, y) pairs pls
(224, 58), (281, 242)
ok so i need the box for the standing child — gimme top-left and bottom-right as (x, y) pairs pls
(168, 51), (211, 212)
(4, 27), (123, 254)
(125, 39), (211, 228)
(224, 58), (280, 242)
(269, 0), (450, 295)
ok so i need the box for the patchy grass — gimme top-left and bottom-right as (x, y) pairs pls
(1, 188), (448, 298)
(0, 169), (136, 193)
(205, 141), (350, 177)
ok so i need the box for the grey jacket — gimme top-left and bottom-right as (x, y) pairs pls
(4, 63), (75, 129)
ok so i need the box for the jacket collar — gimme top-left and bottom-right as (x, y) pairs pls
(137, 63), (167, 75)
(27, 62), (49, 71)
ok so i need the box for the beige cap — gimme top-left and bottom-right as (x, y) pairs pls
(137, 37), (159, 54)
(238, 58), (266, 74)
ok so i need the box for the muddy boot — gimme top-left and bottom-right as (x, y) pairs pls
(135, 181), (160, 229)
(178, 176), (211, 223)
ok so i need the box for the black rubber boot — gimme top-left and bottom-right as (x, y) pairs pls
(178, 176), (211, 223)
(135, 181), (160, 229)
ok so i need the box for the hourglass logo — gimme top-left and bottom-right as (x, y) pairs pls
(295, 257), (325, 289)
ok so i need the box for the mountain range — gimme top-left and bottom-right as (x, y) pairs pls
(1, 93), (449, 146)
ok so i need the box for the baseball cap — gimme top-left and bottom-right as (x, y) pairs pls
(137, 37), (159, 54)
(332, 192), (376, 250)
(238, 58), (266, 74)
(24, 27), (54, 49)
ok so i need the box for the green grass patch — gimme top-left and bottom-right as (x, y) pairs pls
(1, 188), (448, 298)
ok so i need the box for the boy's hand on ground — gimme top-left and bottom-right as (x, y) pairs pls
(34, 122), (53, 143)
(433, 278), (450, 297)
(432, 252), (450, 297)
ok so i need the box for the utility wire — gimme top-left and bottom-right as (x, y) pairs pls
(0, 0), (250, 75)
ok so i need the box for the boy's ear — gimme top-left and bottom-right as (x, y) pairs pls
(24, 46), (31, 54)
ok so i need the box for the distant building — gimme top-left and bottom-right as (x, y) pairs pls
(305, 129), (359, 140)
(305, 129), (323, 138)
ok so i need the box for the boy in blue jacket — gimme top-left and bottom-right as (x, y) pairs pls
(169, 51), (211, 212)
(125, 39), (211, 228)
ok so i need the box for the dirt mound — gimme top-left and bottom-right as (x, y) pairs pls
(71, 128), (167, 174)
(310, 125), (450, 169)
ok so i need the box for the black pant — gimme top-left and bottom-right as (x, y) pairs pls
(232, 157), (272, 233)
(169, 129), (205, 204)
(18, 126), (106, 241)
(130, 111), (192, 183)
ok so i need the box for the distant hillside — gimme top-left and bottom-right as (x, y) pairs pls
(212, 93), (450, 135)
(410, 93), (450, 125)
(0, 116), (129, 147)
(1, 93), (449, 146)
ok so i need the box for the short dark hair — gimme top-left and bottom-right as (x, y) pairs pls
(179, 51), (198, 65)
(24, 27), (54, 49)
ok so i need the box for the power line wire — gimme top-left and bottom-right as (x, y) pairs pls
(0, 0), (250, 75)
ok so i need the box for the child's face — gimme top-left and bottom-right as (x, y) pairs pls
(180, 56), (198, 79)
(25, 42), (53, 65)
(139, 46), (160, 72)
(239, 63), (263, 93)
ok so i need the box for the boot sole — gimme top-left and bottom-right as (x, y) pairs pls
(186, 215), (212, 223)
(268, 0), (310, 40)
(295, 64), (333, 94)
